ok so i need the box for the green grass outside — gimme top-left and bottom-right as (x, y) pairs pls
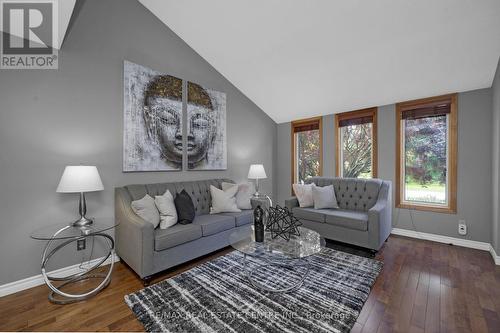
(404, 181), (446, 204)
(405, 181), (445, 192)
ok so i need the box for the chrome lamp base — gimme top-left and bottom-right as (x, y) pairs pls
(73, 216), (94, 227)
(72, 192), (94, 227)
(254, 178), (261, 197)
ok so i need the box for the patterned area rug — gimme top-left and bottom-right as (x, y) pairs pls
(125, 248), (382, 333)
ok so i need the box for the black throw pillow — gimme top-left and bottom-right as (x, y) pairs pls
(174, 189), (195, 225)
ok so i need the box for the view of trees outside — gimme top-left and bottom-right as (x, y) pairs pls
(403, 115), (447, 204)
(296, 130), (321, 182)
(340, 123), (372, 178)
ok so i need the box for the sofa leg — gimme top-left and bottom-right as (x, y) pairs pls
(142, 276), (152, 287)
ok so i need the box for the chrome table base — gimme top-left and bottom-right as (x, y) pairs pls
(242, 253), (310, 293)
(41, 226), (115, 304)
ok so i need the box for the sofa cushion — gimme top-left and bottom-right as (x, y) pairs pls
(174, 190), (196, 224)
(221, 182), (255, 210)
(131, 194), (160, 228)
(154, 224), (202, 251)
(292, 207), (326, 223)
(209, 185), (241, 214)
(220, 210), (253, 226)
(312, 184), (339, 209)
(292, 183), (314, 207)
(155, 190), (177, 229)
(192, 214), (236, 236)
(324, 209), (368, 231)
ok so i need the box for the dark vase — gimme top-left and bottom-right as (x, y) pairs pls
(254, 205), (264, 242)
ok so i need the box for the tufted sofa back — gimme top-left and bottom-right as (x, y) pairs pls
(119, 178), (233, 216)
(305, 177), (382, 212)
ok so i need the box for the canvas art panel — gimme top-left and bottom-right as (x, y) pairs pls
(187, 81), (227, 170)
(123, 61), (183, 171)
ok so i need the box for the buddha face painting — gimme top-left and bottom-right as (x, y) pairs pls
(123, 61), (226, 172)
(143, 75), (183, 169)
(187, 82), (216, 169)
(187, 82), (226, 170)
(123, 61), (184, 171)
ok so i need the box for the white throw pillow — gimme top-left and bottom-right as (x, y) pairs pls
(210, 185), (241, 214)
(312, 184), (339, 209)
(155, 190), (178, 229)
(131, 194), (160, 228)
(221, 182), (256, 210)
(293, 183), (314, 208)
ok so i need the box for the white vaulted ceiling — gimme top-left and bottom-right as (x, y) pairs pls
(139, 0), (500, 123)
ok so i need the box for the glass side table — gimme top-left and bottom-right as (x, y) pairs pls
(30, 219), (117, 304)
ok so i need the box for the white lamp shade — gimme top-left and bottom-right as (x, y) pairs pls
(248, 164), (267, 179)
(56, 166), (104, 193)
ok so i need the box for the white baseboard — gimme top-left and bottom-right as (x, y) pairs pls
(391, 227), (499, 264)
(490, 246), (500, 265)
(0, 253), (120, 298)
(391, 228), (491, 250)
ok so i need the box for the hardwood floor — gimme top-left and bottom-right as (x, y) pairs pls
(1, 235), (500, 332)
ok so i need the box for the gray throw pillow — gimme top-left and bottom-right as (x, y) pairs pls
(131, 194), (160, 228)
(221, 182), (255, 210)
(210, 185), (241, 214)
(312, 184), (339, 209)
(155, 190), (178, 229)
(292, 183), (314, 207)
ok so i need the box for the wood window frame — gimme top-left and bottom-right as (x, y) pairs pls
(395, 93), (457, 214)
(334, 108), (378, 178)
(291, 117), (323, 189)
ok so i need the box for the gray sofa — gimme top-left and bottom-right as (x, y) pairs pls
(115, 179), (253, 284)
(285, 177), (392, 251)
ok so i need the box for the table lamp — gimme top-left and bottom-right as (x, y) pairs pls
(248, 164), (267, 197)
(57, 165), (104, 226)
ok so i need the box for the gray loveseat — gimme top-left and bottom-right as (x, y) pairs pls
(115, 179), (253, 284)
(285, 177), (392, 251)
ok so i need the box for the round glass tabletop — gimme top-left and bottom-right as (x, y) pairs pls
(229, 225), (324, 260)
(31, 218), (117, 240)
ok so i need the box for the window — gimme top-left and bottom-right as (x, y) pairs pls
(291, 117), (322, 185)
(334, 108), (378, 178)
(396, 94), (457, 213)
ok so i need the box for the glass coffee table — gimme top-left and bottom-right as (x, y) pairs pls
(229, 225), (325, 293)
(30, 219), (117, 304)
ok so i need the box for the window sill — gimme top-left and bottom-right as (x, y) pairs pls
(396, 202), (456, 214)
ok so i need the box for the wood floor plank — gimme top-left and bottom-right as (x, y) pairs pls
(1, 235), (499, 332)
(411, 267), (429, 330)
(482, 308), (500, 333)
(440, 267), (456, 332)
(361, 300), (386, 333)
(397, 261), (420, 332)
(424, 264), (441, 333)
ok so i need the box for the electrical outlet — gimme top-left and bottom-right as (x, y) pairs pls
(77, 239), (86, 251)
(458, 220), (467, 236)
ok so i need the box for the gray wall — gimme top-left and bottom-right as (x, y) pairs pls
(0, 0), (276, 284)
(277, 89), (493, 243)
(492, 57), (500, 253)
